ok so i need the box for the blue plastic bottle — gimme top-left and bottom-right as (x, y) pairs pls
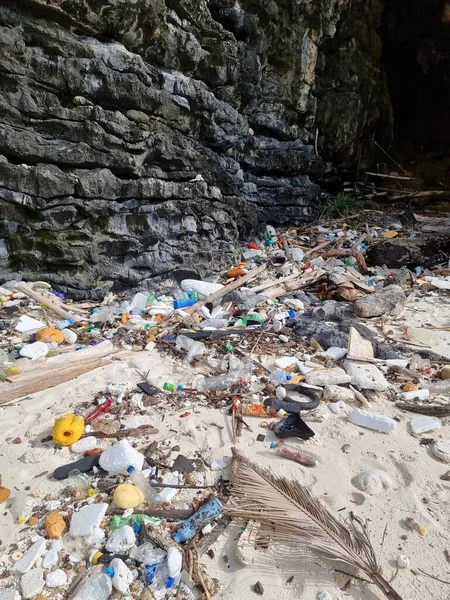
(173, 498), (222, 544)
(173, 299), (196, 309)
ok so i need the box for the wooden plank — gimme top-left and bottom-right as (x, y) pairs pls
(248, 272), (300, 293)
(0, 343), (115, 404)
(16, 284), (84, 322)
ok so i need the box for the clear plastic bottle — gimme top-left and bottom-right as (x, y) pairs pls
(199, 318), (229, 329)
(428, 379), (450, 395)
(67, 469), (95, 497)
(269, 370), (293, 384)
(131, 543), (166, 566)
(72, 572), (112, 600)
(10, 490), (28, 523)
(127, 466), (159, 506)
(198, 358), (252, 391)
(166, 547), (183, 588)
(271, 440), (318, 467)
(175, 335), (205, 364)
(54, 318), (74, 329)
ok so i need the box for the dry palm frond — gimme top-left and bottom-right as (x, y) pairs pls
(229, 449), (403, 600)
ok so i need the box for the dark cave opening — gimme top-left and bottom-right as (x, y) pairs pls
(380, 0), (450, 186)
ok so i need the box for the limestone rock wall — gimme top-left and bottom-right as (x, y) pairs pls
(0, 0), (386, 297)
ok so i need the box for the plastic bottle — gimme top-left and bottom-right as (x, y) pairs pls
(199, 318), (229, 329)
(271, 440), (318, 467)
(127, 466), (159, 506)
(131, 543), (166, 567)
(269, 370), (292, 384)
(10, 490), (28, 523)
(198, 358), (252, 392)
(173, 299), (196, 309)
(173, 498), (222, 543)
(152, 558), (169, 590)
(175, 335), (205, 364)
(67, 469), (95, 497)
(72, 572), (112, 600)
(166, 547), (183, 588)
(428, 380), (450, 395)
(55, 318), (74, 329)
(405, 517), (428, 536)
(0, 364), (21, 380)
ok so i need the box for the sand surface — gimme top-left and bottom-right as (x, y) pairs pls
(1, 295), (450, 600)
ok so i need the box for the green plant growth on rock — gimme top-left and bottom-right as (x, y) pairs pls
(320, 193), (362, 220)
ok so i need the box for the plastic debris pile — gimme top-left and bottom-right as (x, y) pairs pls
(1, 210), (450, 599)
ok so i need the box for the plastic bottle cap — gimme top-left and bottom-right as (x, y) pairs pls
(166, 577), (175, 589)
(286, 375), (292, 381)
(105, 567), (114, 577)
(126, 465), (136, 474)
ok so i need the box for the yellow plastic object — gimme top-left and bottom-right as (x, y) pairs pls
(92, 551), (104, 565)
(52, 414), (84, 446)
(113, 483), (144, 509)
(383, 230), (398, 239)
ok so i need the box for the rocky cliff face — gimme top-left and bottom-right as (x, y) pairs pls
(0, 0), (386, 297)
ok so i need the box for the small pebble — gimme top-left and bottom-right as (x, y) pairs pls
(278, 335), (289, 343)
(254, 581), (264, 595)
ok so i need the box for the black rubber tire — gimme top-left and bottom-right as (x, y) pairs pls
(264, 384), (320, 413)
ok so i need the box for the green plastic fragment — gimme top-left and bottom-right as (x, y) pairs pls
(110, 514), (160, 530)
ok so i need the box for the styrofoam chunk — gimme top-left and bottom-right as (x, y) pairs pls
(305, 368), (351, 386)
(180, 279), (223, 298)
(105, 526), (136, 554)
(69, 503), (108, 538)
(45, 569), (67, 588)
(19, 341), (49, 360)
(348, 408), (397, 433)
(99, 440), (144, 474)
(11, 538), (46, 574)
(15, 316), (45, 333)
(71, 436), (98, 454)
(343, 360), (388, 391)
(21, 568), (44, 599)
(410, 416), (441, 435)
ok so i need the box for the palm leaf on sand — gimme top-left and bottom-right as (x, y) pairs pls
(229, 449), (403, 600)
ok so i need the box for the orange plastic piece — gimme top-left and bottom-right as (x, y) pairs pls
(248, 241), (260, 250)
(121, 313), (130, 324)
(225, 268), (246, 278)
(240, 403), (277, 418)
(35, 328), (65, 344)
(383, 230), (398, 239)
(402, 383), (419, 392)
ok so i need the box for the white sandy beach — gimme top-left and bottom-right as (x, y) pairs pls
(1, 295), (450, 600)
